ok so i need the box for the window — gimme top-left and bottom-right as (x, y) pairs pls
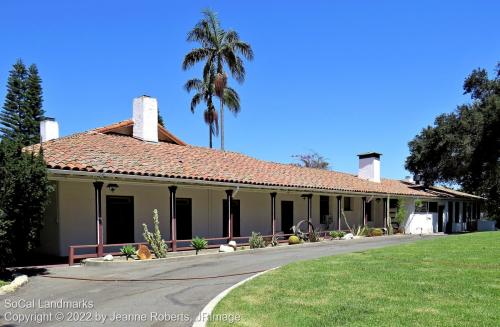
(414, 201), (428, 213)
(454, 202), (460, 223)
(343, 197), (352, 211)
(414, 201), (438, 213)
(389, 199), (398, 209)
(428, 202), (438, 213)
(320, 196), (329, 224)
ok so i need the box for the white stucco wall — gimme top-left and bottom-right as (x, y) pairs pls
(37, 182), (60, 255)
(44, 178), (472, 256)
(47, 180), (333, 256)
(404, 199), (472, 234)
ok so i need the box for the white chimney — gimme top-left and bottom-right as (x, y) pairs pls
(133, 95), (158, 143)
(358, 152), (382, 183)
(40, 118), (59, 142)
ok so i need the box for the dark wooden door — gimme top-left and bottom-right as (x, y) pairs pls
(176, 198), (192, 240)
(446, 201), (453, 233)
(438, 205), (445, 232)
(366, 201), (372, 222)
(223, 199), (240, 237)
(106, 196), (134, 244)
(281, 201), (294, 233)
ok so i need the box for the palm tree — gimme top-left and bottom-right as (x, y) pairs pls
(182, 9), (253, 150)
(185, 76), (240, 148)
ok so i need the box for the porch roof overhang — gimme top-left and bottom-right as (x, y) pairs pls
(34, 127), (481, 202)
(47, 169), (478, 201)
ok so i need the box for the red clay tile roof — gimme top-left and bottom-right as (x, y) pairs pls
(31, 125), (479, 199)
(93, 119), (186, 145)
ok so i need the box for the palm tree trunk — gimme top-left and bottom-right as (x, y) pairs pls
(220, 97), (224, 151)
(209, 124), (213, 148)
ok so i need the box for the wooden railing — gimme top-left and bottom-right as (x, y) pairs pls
(68, 231), (341, 265)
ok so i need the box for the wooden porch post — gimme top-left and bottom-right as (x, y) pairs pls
(93, 181), (104, 257)
(383, 197), (388, 230)
(303, 194), (313, 233)
(226, 190), (233, 240)
(169, 186), (177, 252)
(270, 192), (277, 235)
(336, 196), (342, 231)
(362, 197), (367, 226)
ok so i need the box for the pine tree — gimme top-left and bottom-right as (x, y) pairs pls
(0, 59), (28, 142)
(158, 109), (165, 127)
(0, 60), (44, 146)
(24, 64), (44, 144)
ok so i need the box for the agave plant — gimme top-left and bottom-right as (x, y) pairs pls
(191, 236), (208, 255)
(120, 245), (136, 261)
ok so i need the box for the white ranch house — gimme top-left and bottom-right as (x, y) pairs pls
(32, 96), (483, 264)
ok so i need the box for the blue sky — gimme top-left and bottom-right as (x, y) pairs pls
(1, 1), (499, 179)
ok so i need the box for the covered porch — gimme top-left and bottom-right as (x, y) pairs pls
(40, 174), (395, 265)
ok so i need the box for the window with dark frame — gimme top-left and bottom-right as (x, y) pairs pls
(320, 196), (329, 224)
(414, 201), (429, 213)
(414, 201), (438, 213)
(428, 202), (438, 213)
(343, 197), (352, 211)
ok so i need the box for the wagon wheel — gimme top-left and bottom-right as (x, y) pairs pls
(291, 219), (315, 241)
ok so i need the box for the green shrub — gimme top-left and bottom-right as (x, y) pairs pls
(369, 228), (383, 237)
(329, 231), (346, 239)
(120, 245), (136, 260)
(142, 209), (168, 258)
(0, 139), (52, 272)
(309, 231), (321, 242)
(271, 234), (280, 247)
(249, 232), (266, 249)
(288, 235), (300, 245)
(191, 236), (208, 255)
(396, 198), (407, 227)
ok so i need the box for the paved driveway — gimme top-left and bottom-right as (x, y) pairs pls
(0, 235), (440, 326)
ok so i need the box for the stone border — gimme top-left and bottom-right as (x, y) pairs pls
(192, 267), (279, 327)
(82, 235), (420, 267)
(82, 238), (349, 266)
(0, 275), (28, 295)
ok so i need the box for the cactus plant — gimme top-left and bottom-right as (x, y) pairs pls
(142, 209), (168, 258)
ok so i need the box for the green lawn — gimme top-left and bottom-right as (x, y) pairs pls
(210, 232), (500, 327)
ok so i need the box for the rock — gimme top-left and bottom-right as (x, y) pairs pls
(219, 244), (235, 253)
(103, 254), (114, 261)
(0, 275), (28, 295)
(228, 240), (237, 250)
(342, 233), (354, 240)
(137, 244), (152, 260)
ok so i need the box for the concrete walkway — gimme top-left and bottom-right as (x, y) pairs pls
(0, 235), (440, 326)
